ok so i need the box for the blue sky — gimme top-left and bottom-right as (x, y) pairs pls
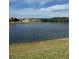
(10, 0), (69, 18)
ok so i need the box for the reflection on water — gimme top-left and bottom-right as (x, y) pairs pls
(9, 23), (69, 43)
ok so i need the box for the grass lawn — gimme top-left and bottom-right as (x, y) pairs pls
(9, 38), (69, 59)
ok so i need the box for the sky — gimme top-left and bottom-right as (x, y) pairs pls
(9, 0), (69, 18)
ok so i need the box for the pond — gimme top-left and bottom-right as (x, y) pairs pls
(9, 23), (69, 43)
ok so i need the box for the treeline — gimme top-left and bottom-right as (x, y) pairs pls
(9, 17), (19, 22)
(9, 17), (69, 23)
(40, 17), (69, 23)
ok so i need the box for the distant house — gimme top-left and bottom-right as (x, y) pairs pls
(22, 18), (31, 22)
(19, 18), (23, 22)
(19, 18), (41, 22)
(30, 18), (41, 22)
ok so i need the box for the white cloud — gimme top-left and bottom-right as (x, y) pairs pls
(40, 4), (69, 12)
(10, 5), (69, 18)
(10, 0), (69, 18)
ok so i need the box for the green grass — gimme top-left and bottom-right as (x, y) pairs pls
(9, 22), (65, 24)
(9, 38), (69, 59)
(9, 22), (42, 24)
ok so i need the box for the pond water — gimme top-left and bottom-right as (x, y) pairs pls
(9, 23), (69, 43)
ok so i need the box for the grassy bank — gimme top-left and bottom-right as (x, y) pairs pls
(9, 22), (68, 24)
(10, 38), (69, 59)
(9, 22), (42, 24)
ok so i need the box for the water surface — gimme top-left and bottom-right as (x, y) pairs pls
(9, 23), (69, 43)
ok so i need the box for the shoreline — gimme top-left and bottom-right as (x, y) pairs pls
(10, 38), (69, 45)
(9, 38), (69, 44)
(9, 22), (69, 24)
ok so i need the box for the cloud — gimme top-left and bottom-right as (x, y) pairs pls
(10, 4), (69, 18)
(39, 4), (69, 12)
(10, 0), (68, 4)
(10, 0), (53, 9)
(10, 0), (69, 9)
(9, 0), (69, 18)
(10, 0), (19, 2)
(10, 0), (52, 3)
(10, 0), (62, 6)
